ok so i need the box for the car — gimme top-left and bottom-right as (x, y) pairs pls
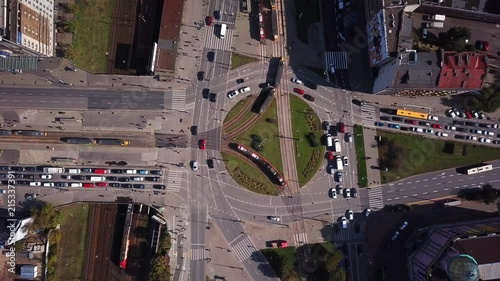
(392, 117), (404, 122)
(458, 111), (467, 118)
(200, 139), (206, 150)
(106, 176), (118, 181)
(192, 161), (198, 171)
(322, 121), (331, 131)
(83, 183), (94, 188)
(479, 113), (486, 119)
(138, 170), (149, 175)
(445, 126), (456, 131)
(446, 109), (457, 118)
(326, 152), (334, 160)
(209, 93), (217, 102)
(236, 78), (245, 84)
(153, 184), (166, 190)
(344, 187), (350, 198)
(329, 188), (337, 198)
(150, 170), (163, 176)
(201, 88), (210, 99)
(391, 231), (400, 240)
(400, 221), (408, 230)
(119, 177), (130, 182)
(207, 159), (215, 169)
(424, 129), (433, 134)
(466, 136), (478, 141)
(120, 183), (132, 188)
(405, 119), (417, 125)
(132, 177), (144, 181)
(436, 132), (448, 137)
(456, 127), (466, 132)
(213, 10), (221, 19)
(327, 164), (335, 175)
(146, 177), (160, 182)
(453, 120), (465, 125)
(351, 188), (357, 198)
(207, 51), (215, 62)
(493, 140), (500, 145)
(197, 71), (205, 81)
(81, 168), (93, 173)
(470, 129), (482, 134)
(374, 122), (384, 127)
(455, 135), (466, 139)
(24, 175), (34, 179)
(304, 81), (317, 89)
(336, 171), (343, 182)
(492, 124), (500, 129)
(465, 121), (477, 127)
(484, 131), (494, 136)
(478, 123), (490, 128)
(476, 40), (484, 50)
(346, 209), (354, 220)
(54, 182), (68, 187)
(303, 94), (315, 101)
(352, 99), (364, 106)
(227, 91), (238, 98)
(238, 86), (251, 94)
(109, 183), (120, 187)
(73, 175), (88, 180)
(422, 28), (428, 39)
(25, 193), (37, 201)
(338, 122), (345, 133)
(380, 116), (391, 121)
(342, 156), (348, 166)
(431, 124), (442, 129)
(206, 16), (213, 26)
(133, 184), (145, 189)
(465, 111), (473, 119)
(111, 169), (124, 174)
(338, 0), (344, 9)
(472, 111), (479, 119)
(479, 138), (491, 143)
(269, 216), (280, 222)
(11, 166), (25, 172)
(293, 88), (304, 95)
(291, 78), (303, 84)
(483, 41), (489, 51)
(365, 209), (371, 217)
(419, 121), (430, 126)
(97, 182), (107, 187)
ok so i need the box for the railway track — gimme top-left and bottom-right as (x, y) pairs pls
(223, 95), (257, 132)
(224, 113), (262, 140)
(83, 205), (100, 280)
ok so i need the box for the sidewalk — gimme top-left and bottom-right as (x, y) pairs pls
(362, 127), (382, 187)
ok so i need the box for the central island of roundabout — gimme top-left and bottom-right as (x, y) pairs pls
(221, 88), (325, 195)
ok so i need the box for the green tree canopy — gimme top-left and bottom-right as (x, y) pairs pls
(465, 87), (500, 113)
(324, 250), (343, 273)
(442, 26), (472, 51)
(328, 268), (346, 281)
(28, 203), (62, 234)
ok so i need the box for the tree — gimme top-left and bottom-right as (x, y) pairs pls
(378, 139), (403, 170)
(465, 87), (500, 113)
(27, 203), (62, 234)
(64, 45), (78, 59)
(442, 26), (471, 51)
(458, 184), (499, 204)
(328, 268), (346, 281)
(324, 250), (343, 273)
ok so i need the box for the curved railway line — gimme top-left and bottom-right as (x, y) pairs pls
(222, 94), (257, 132)
(224, 113), (262, 140)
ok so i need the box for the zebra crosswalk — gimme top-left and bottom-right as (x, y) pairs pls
(360, 104), (376, 124)
(190, 248), (206, 261)
(368, 188), (384, 210)
(185, 101), (195, 111)
(165, 169), (183, 192)
(205, 26), (234, 51)
(171, 91), (186, 111)
(231, 236), (257, 262)
(325, 51), (348, 70)
(332, 221), (365, 242)
(294, 232), (308, 246)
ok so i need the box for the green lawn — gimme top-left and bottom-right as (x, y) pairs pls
(222, 152), (280, 195)
(224, 96), (251, 121)
(353, 125), (368, 187)
(289, 95), (325, 186)
(225, 109), (258, 133)
(56, 204), (90, 280)
(231, 53), (259, 70)
(238, 100), (283, 174)
(378, 131), (500, 183)
(71, 0), (113, 73)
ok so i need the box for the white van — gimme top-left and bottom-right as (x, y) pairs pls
(219, 24), (227, 39)
(334, 139), (341, 153)
(67, 168), (81, 174)
(71, 183), (83, 188)
(336, 156), (343, 171)
(90, 176), (105, 182)
(326, 134), (333, 147)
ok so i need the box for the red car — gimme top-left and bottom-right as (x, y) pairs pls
(431, 124), (442, 129)
(338, 122), (345, 133)
(83, 183), (95, 188)
(200, 139), (206, 150)
(97, 182), (107, 187)
(405, 119), (417, 125)
(293, 88), (304, 95)
(326, 152), (334, 160)
(94, 168), (110, 174)
(206, 16), (213, 26)
(483, 41), (489, 51)
(465, 111), (473, 119)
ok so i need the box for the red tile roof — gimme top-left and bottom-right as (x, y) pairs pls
(437, 52), (487, 89)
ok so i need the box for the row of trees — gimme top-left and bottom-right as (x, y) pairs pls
(458, 184), (499, 204)
(149, 226), (171, 281)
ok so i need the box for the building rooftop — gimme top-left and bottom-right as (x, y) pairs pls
(453, 236), (500, 265)
(394, 51), (441, 88)
(437, 52), (487, 89)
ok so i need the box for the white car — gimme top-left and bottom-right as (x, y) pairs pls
(478, 138), (491, 143)
(391, 231), (400, 240)
(470, 129), (482, 134)
(329, 188), (337, 198)
(466, 136), (478, 141)
(40, 174), (52, 179)
(344, 187), (350, 198)
(365, 209), (372, 217)
(238, 86), (251, 94)
(436, 132), (448, 137)
(479, 113), (486, 119)
(491, 124), (499, 129)
(191, 161), (198, 171)
(227, 90), (238, 98)
(428, 115), (439, 121)
(399, 221), (408, 231)
(291, 78), (303, 84)
(341, 216), (348, 228)
(132, 177), (144, 181)
(445, 126), (456, 131)
(483, 131), (494, 136)
(446, 109), (456, 118)
(269, 216), (280, 222)
(342, 156), (348, 166)
(346, 209), (354, 220)
(338, 0), (344, 9)
(43, 182), (54, 187)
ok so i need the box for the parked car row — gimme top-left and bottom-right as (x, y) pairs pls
(446, 108), (486, 120)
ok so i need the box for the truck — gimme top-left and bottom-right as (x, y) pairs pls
(43, 167), (64, 174)
(428, 22), (444, 28)
(334, 139), (341, 153)
(94, 138), (130, 146)
(336, 156), (343, 171)
(430, 14), (445, 21)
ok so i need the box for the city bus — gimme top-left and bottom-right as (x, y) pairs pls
(396, 109), (429, 120)
(463, 164), (493, 175)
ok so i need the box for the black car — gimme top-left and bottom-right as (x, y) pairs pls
(380, 108), (396, 114)
(133, 184), (145, 189)
(352, 99), (364, 106)
(455, 135), (466, 139)
(207, 51), (215, 62)
(54, 182), (69, 187)
(146, 177), (160, 182)
(207, 159), (214, 169)
(0, 130), (11, 135)
(236, 78), (245, 84)
(74, 175), (89, 180)
(465, 121), (477, 127)
(304, 94), (315, 101)
(456, 127), (466, 132)
(81, 168), (93, 173)
(150, 170), (163, 176)
(24, 167), (37, 172)
(107, 176), (118, 181)
(153, 184), (166, 190)
(191, 126), (198, 136)
(392, 117), (404, 122)
(202, 88), (210, 98)
(322, 121), (330, 130)
(304, 81), (317, 90)
(11, 166), (25, 172)
(478, 123), (489, 128)
(197, 71), (205, 81)
(13, 174), (25, 179)
(111, 169), (124, 174)
(119, 177), (130, 182)
(453, 120), (465, 125)
(380, 116), (391, 121)
(0, 166), (10, 171)
(120, 183), (132, 188)
(109, 183), (120, 187)
(209, 93), (217, 102)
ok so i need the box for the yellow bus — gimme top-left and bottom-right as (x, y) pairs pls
(396, 109), (428, 120)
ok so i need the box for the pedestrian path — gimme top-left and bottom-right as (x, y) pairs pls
(230, 236), (257, 262)
(332, 221), (365, 242)
(190, 248), (206, 261)
(294, 232), (308, 246)
(205, 26), (234, 51)
(360, 104), (376, 124)
(165, 169), (183, 192)
(368, 188), (384, 210)
(325, 51), (348, 70)
(171, 91), (186, 111)
(185, 101), (195, 111)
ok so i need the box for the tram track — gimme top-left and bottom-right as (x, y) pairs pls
(222, 95), (257, 132)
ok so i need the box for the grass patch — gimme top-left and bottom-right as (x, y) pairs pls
(262, 246), (299, 280)
(353, 125), (368, 187)
(222, 152), (280, 195)
(71, 0), (113, 73)
(224, 96), (251, 121)
(238, 100), (283, 173)
(231, 53), (259, 70)
(289, 95), (324, 186)
(56, 204), (90, 280)
(378, 130), (500, 183)
(225, 109), (257, 133)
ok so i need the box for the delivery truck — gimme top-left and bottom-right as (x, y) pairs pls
(430, 14), (445, 21)
(43, 167), (64, 174)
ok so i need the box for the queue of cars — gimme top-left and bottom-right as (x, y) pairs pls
(0, 166), (166, 190)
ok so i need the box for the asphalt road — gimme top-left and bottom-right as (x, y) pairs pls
(0, 87), (165, 110)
